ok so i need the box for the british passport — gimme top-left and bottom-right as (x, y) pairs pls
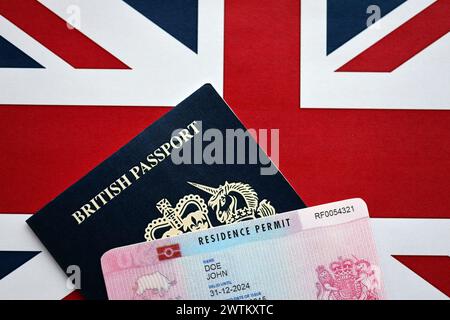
(27, 84), (305, 299)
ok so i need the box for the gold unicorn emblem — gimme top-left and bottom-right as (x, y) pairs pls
(188, 181), (275, 224)
(144, 181), (276, 241)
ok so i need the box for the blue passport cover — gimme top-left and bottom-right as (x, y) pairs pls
(27, 84), (305, 299)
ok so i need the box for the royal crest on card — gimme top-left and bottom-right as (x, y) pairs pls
(316, 256), (380, 300)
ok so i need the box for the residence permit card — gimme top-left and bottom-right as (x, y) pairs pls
(26, 84), (305, 299)
(101, 199), (383, 300)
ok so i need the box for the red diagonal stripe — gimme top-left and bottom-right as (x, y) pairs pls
(63, 290), (85, 300)
(393, 255), (450, 298)
(337, 0), (450, 72)
(0, 0), (129, 69)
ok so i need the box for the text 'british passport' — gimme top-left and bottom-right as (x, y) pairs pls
(27, 84), (305, 299)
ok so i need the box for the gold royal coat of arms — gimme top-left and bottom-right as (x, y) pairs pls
(144, 181), (276, 241)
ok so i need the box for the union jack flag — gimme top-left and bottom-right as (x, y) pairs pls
(0, 0), (449, 299)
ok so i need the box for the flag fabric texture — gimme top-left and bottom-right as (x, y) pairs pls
(0, 0), (448, 299)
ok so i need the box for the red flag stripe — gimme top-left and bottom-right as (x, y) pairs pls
(337, 0), (450, 72)
(0, 0), (129, 69)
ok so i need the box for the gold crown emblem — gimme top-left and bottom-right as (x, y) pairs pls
(144, 194), (210, 241)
